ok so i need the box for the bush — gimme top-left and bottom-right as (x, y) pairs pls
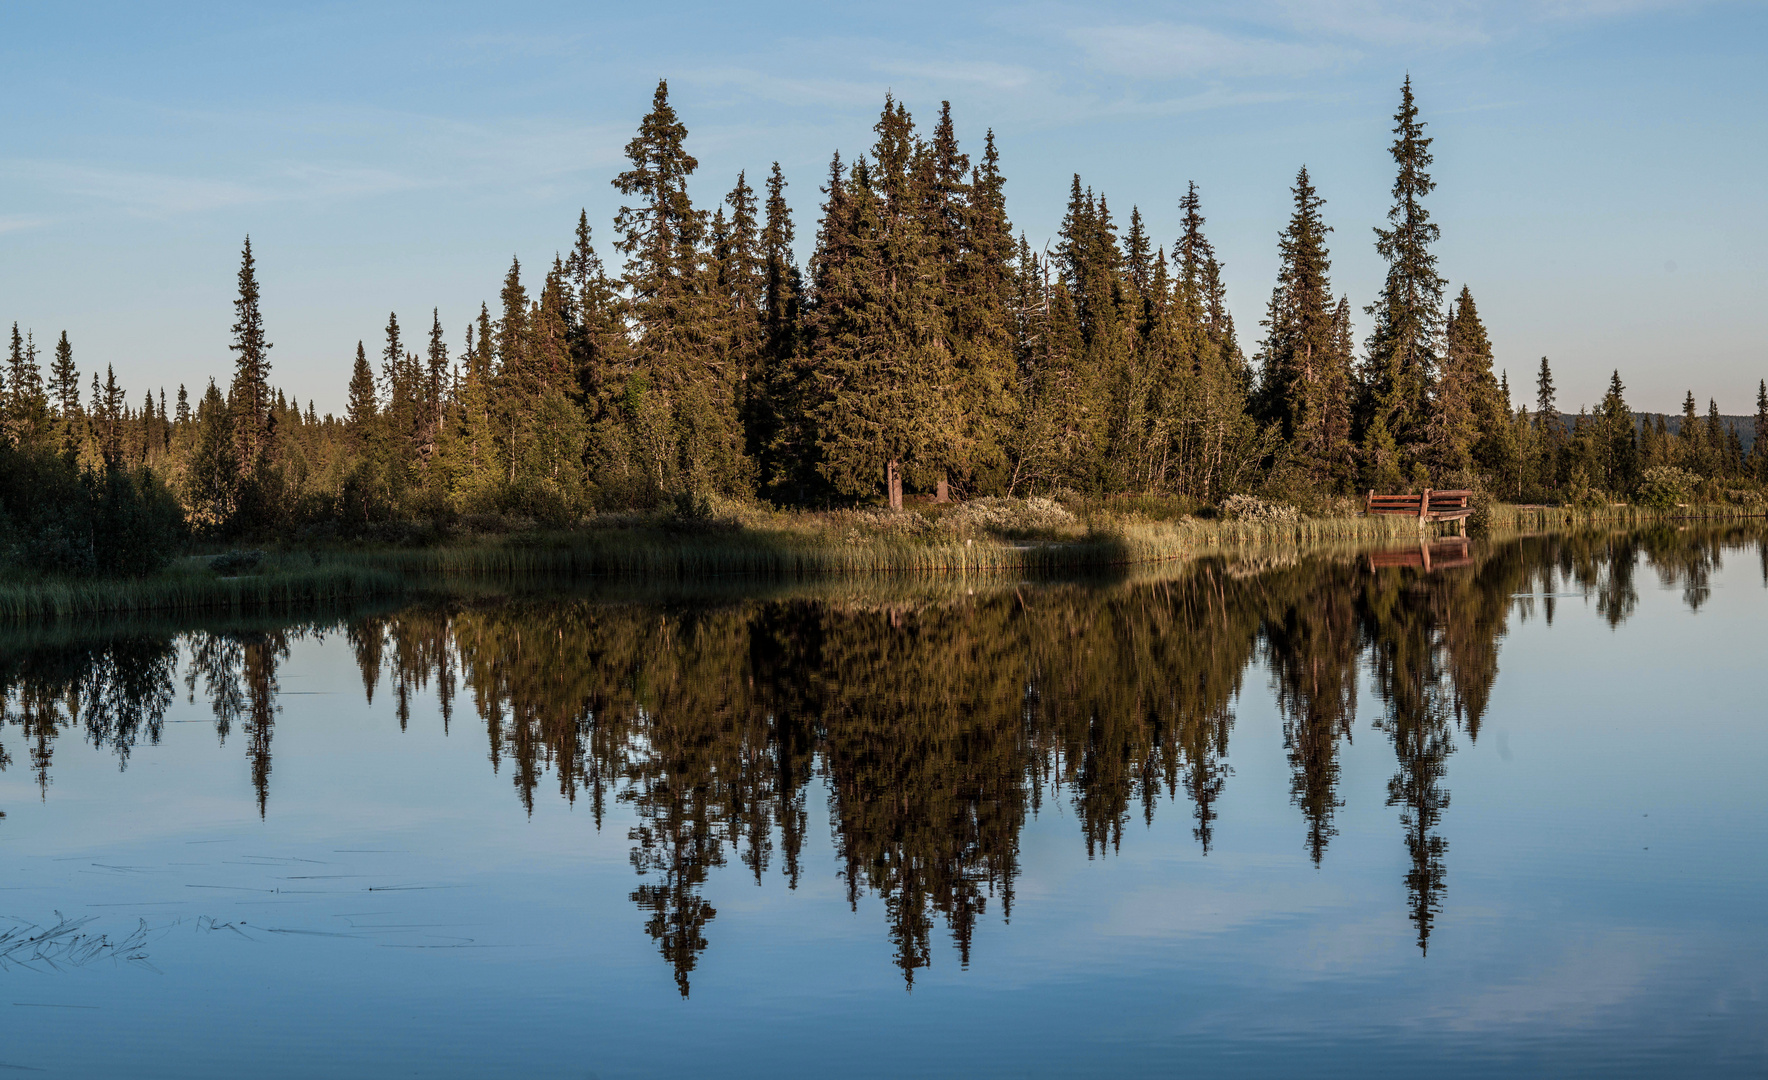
(1635, 466), (1699, 511)
(0, 447), (184, 579)
(838, 507), (936, 542)
(940, 497), (1078, 538)
(662, 490), (740, 534)
(1219, 494), (1301, 526)
(208, 549), (266, 576)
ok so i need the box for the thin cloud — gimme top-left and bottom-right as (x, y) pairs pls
(1070, 23), (1358, 79)
(874, 58), (1039, 91)
(0, 214), (52, 234)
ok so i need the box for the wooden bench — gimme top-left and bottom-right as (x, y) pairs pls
(1364, 489), (1474, 532)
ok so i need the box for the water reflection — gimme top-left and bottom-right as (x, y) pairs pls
(2, 525), (1763, 993)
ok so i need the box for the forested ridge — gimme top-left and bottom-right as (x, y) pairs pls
(2, 78), (1765, 575)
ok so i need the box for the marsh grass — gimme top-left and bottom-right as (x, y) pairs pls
(3, 499), (1759, 623)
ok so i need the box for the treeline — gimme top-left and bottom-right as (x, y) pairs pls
(4, 79), (1767, 557)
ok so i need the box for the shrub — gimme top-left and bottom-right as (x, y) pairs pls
(0, 447), (184, 579)
(940, 497), (1078, 538)
(1635, 466), (1699, 511)
(1219, 494), (1301, 526)
(208, 549), (266, 576)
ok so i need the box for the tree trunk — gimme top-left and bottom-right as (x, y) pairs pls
(887, 459), (902, 511)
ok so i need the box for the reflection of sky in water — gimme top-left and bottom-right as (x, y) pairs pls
(0, 531), (1764, 1078)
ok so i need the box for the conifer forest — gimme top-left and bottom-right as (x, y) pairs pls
(1, 78), (1764, 577)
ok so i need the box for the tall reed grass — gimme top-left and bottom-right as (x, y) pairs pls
(3, 501), (1756, 623)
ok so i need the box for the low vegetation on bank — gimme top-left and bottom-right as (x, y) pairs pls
(2, 485), (1761, 622)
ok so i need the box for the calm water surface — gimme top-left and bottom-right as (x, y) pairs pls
(1, 528), (1765, 1078)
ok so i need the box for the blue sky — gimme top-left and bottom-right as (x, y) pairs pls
(2, 0), (1763, 414)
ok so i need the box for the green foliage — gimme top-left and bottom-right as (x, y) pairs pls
(1636, 465), (1699, 510)
(7, 76), (1761, 561)
(0, 444), (183, 579)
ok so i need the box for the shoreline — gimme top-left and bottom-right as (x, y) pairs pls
(0, 503), (1762, 624)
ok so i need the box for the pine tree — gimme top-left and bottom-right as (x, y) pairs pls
(1754, 379), (1768, 480)
(1705, 397), (1725, 471)
(566, 209), (623, 399)
(228, 236), (273, 470)
(756, 163), (811, 497)
(380, 311), (422, 464)
(1430, 286), (1490, 476)
(1256, 166), (1350, 488)
(1534, 357), (1562, 493)
(424, 309), (449, 457)
(613, 79), (749, 494)
(713, 170), (765, 447)
(186, 379), (238, 532)
(99, 365), (125, 467)
(49, 331), (79, 418)
(1678, 390), (1704, 473)
(1361, 77), (1445, 471)
(5, 325), (48, 449)
(1595, 371), (1637, 494)
(809, 98), (960, 502)
(346, 341), (378, 443)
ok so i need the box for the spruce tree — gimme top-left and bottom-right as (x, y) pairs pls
(756, 162), (811, 497)
(1595, 371), (1637, 494)
(1679, 391), (1704, 472)
(809, 98), (959, 502)
(49, 331), (79, 417)
(228, 236), (273, 470)
(47, 328), (80, 463)
(1161, 182), (1262, 502)
(425, 309), (449, 455)
(1754, 379), (1768, 480)
(566, 208), (623, 399)
(1361, 77), (1445, 471)
(380, 311), (418, 458)
(1256, 166), (1350, 487)
(346, 341), (379, 445)
(1535, 357), (1562, 492)
(950, 125), (1018, 495)
(1430, 286), (1489, 476)
(613, 79), (750, 494)
(5, 325), (48, 448)
(187, 379), (238, 532)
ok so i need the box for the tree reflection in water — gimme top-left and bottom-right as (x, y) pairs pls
(2, 525), (1762, 992)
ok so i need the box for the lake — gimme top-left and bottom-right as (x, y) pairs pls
(1, 526), (1764, 1078)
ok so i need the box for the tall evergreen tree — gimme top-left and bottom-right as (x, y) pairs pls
(756, 162), (810, 496)
(1361, 77), (1445, 474)
(228, 236), (273, 470)
(613, 79), (749, 494)
(425, 309), (449, 456)
(809, 97), (959, 501)
(1257, 166), (1351, 488)
(5, 325), (48, 448)
(346, 341), (378, 445)
(48, 330), (80, 457)
(1534, 357), (1562, 493)
(1678, 390), (1705, 473)
(949, 126), (1018, 495)
(1753, 379), (1768, 480)
(1595, 371), (1637, 494)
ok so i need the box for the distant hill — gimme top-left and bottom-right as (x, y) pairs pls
(1549, 413), (1757, 454)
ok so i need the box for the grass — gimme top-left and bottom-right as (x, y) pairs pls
(0, 555), (404, 623)
(2, 498), (1761, 624)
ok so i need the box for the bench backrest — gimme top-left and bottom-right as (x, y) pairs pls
(1364, 489), (1472, 515)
